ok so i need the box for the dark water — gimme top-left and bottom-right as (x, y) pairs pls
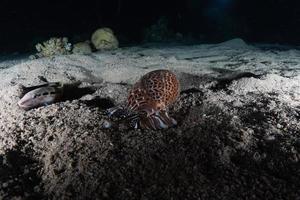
(0, 0), (299, 54)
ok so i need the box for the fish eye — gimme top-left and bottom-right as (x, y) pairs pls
(33, 94), (41, 98)
(42, 92), (49, 96)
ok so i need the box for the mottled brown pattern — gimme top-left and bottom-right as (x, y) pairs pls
(124, 70), (180, 130)
(106, 70), (180, 130)
(127, 69), (179, 114)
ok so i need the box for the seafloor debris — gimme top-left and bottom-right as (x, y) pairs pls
(108, 69), (180, 130)
(101, 119), (113, 129)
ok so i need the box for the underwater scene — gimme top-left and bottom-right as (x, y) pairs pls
(0, 0), (299, 199)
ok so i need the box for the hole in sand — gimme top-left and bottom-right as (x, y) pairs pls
(61, 86), (96, 101)
(81, 96), (115, 110)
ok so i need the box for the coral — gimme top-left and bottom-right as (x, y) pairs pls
(91, 28), (119, 51)
(32, 37), (72, 58)
(72, 41), (92, 54)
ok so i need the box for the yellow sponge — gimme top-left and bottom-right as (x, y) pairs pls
(91, 28), (119, 51)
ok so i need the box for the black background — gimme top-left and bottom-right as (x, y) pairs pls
(0, 0), (300, 53)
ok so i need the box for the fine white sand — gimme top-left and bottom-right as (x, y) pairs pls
(0, 38), (299, 199)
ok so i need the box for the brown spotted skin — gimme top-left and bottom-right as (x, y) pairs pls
(127, 70), (179, 114)
(106, 70), (180, 130)
(125, 70), (179, 130)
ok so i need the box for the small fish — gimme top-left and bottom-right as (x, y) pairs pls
(108, 69), (180, 130)
(18, 83), (63, 110)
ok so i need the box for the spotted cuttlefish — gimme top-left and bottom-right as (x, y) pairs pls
(107, 69), (180, 130)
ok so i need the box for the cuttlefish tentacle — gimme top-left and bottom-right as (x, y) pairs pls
(106, 105), (129, 118)
(138, 109), (177, 130)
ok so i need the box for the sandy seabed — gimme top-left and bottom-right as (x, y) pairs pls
(0, 39), (299, 200)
